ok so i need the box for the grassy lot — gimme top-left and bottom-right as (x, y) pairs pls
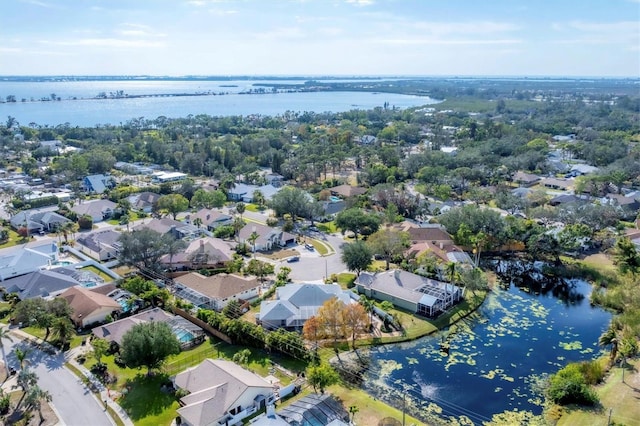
(305, 238), (330, 256)
(77, 265), (114, 282)
(316, 221), (338, 234)
(0, 229), (28, 249)
(20, 325), (86, 349)
(336, 273), (356, 289)
(555, 358), (640, 426)
(118, 373), (180, 426)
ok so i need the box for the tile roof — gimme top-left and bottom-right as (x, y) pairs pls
(60, 286), (121, 324)
(174, 273), (260, 300)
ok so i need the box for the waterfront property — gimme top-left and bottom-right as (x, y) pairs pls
(257, 283), (352, 330)
(173, 272), (260, 311)
(355, 270), (462, 317)
(173, 358), (277, 426)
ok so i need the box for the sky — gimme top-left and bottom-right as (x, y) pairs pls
(1, 0), (639, 77)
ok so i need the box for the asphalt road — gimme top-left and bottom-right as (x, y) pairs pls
(5, 336), (113, 426)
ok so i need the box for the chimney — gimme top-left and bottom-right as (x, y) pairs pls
(266, 404), (276, 418)
(439, 242), (444, 250)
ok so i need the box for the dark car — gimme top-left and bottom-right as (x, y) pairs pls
(287, 256), (300, 263)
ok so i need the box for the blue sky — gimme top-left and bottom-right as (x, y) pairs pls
(1, 0), (639, 77)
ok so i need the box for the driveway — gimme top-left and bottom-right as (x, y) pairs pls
(4, 335), (113, 426)
(280, 233), (348, 282)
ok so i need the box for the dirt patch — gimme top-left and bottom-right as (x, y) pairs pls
(3, 391), (58, 426)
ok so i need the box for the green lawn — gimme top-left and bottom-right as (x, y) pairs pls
(556, 358), (640, 426)
(317, 221), (338, 234)
(118, 373), (179, 426)
(0, 229), (27, 249)
(77, 265), (114, 282)
(306, 238), (329, 256)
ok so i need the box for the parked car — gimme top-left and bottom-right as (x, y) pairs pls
(287, 256), (300, 263)
(305, 243), (314, 250)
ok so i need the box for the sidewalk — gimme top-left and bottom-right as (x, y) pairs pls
(65, 344), (134, 426)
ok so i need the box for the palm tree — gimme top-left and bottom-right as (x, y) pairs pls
(50, 317), (74, 349)
(0, 328), (13, 380)
(248, 230), (260, 259)
(25, 385), (51, 423)
(598, 324), (619, 362)
(14, 347), (30, 371)
(236, 202), (246, 222)
(15, 368), (38, 410)
(193, 217), (203, 230)
(359, 296), (375, 329)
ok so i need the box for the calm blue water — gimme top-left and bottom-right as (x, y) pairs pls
(175, 329), (194, 343)
(0, 80), (437, 127)
(362, 279), (611, 424)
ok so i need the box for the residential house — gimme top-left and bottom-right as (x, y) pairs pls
(264, 172), (284, 187)
(10, 208), (71, 234)
(83, 174), (115, 194)
(3, 269), (81, 300)
(257, 283), (351, 330)
(549, 194), (583, 206)
(0, 239), (58, 281)
(75, 229), (122, 261)
(604, 194), (640, 219)
(541, 177), (573, 191)
(173, 272), (260, 311)
(355, 270), (462, 317)
(512, 171), (541, 187)
(185, 209), (233, 231)
(151, 171), (188, 183)
(127, 192), (161, 213)
(173, 359), (276, 426)
(328, 184), (367, 199)
(238, 223), (295, 252)
(356, 135), (377, 145)
(228, 183), (281, 203)
(160, 237), (234, 271)
(92, 307), (204, 347)
(133, 218), (200, 240)
(60, 286), (122, 328)
(71, 199), (117, 223)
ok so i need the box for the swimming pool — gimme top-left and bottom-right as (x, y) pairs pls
(53, 261), (73, 266)
(329, 196), (341, 203)
(82, 282), (97, 288)
(174, 329), (194, 343)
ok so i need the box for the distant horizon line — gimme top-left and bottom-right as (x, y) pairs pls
(1, 74), (638, 80)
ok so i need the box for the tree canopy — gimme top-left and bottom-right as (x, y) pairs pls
(120, 321), (181, 374)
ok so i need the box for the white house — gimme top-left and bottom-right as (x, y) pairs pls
(173, 359), (276, 426)
(0, 239), (58, 281)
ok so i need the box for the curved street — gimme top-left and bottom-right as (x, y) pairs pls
(2, 330), (113, 426)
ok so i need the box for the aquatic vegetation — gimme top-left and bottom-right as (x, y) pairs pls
(559, 341), (583, 350)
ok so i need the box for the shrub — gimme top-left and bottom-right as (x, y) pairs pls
(266, 217), (279, 227)
(547, 363), (599, 406)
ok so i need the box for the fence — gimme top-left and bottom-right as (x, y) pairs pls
(163, 344), (220, 376)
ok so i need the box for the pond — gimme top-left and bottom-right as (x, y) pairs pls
(357, 274), (612, 424)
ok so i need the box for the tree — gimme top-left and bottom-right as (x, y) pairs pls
(247, 230), (260, 257)
(50, 317), (74, 348)
(613, 237), (640, 274)
(120, 321), (181, 375)
(316, 297), (346, 349)
(25, 385), (52, 424)
(235, 202), (246, 221)
(117, 228), (174, 271)
(232, 348), (251, 365)
(223, 299), (242, 319)
(13, 298), (71, 342)
(244, 259), (274, 282)
(269, 186), (311, 219)
(14, 347), (30, 371)
(156, 193), (189, 219)
(335, 208), (380, 240)
(91, 338), (110, 366)
(302, 316), (323, 355)
(191, 189), (225, 209)
(366, 228), (410, 270)
(0, 328), (13, 378)
(342, 303), (369, 348)
(341, 241), (373, 276)
(306, 362), (340, 394)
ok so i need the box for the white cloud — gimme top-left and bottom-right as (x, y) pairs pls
(208, 9), (238, 16)
(345, 0), (374, 6)
(378, 38), (522, 46)
(19, 0), (61, 9)
(0, 47), (22, 53)
(39, 38), (166, 48)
